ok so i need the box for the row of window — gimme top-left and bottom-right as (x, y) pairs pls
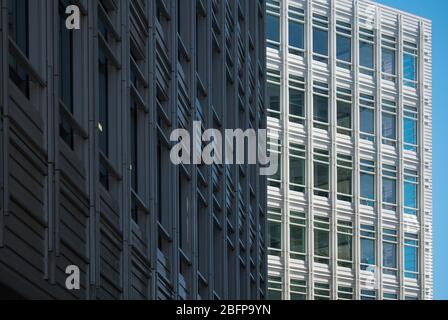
(267, 73), (419, 151)
(266, 2), (419, 87)
(269, 144), (419, 215)
(268, 275), (419, 300)
(268, 208), (419, 279)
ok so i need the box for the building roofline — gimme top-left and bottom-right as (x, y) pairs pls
(361, 0), (432, 24)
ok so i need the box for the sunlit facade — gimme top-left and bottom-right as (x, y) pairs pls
(266, 0), (433, 300)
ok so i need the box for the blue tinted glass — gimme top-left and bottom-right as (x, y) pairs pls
(383, 242), (397, 268)
(404, 182), (417, 209)
(404, 53), (416, 81)
(289, 20), (304, 49)
(360, 41), (374, 69)
(382, 48), (396, 75)
(404, 118), (417, 145)
(313, 95), (328, 123)
(382, 113), (396, 140)
(360, 107), (374, 134)
(405, 246), (418, 273)
(266, 14), (280, 43)
(382, 178), (396, 204)
(337, 35), (351, 62)
(361, 238), (375, 265)
(361, 173), (374, 200)
(313, 28), (328, 56)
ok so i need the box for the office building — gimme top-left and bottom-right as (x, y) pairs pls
(266, 0), (432, 300)
(0, 0), (267, 300)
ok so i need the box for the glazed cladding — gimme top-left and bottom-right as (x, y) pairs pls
(0, 0), (267, 300)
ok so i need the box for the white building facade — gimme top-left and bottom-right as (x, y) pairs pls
(266, 0), (432, 300)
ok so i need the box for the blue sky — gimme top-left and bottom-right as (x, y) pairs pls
(375, 0), (448, 300)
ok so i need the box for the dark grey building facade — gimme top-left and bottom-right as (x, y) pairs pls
(0, 0), (268, 300)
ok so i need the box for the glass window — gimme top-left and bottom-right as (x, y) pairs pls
(405, 233), (419, 279)
(360, 42), (374, 69)
(383, 229), (398, 276)
(8, 0), (30, 98)
(290, 279), (307, 300)
(268, 208), (282, 256)
(267, 70), (281, 119)
(289, 144), (306, 192)
(337, 154), (352, 202)
(314, 95), (328, 125)
(382, 48), (396, 75)
(313, 28), (328, 57)
(361, 289), (376, 300)
(336, 87), (352, 136)
(314, 283), (330, 300)
(314, 217), (330, 264)
(313, 81), (329, 130)
(360, 225), (375, 270)
(314, 149), (330, 198)
(382, 164), (397, 211)
(336, 35), (351, 63)
(312, 14), (329, 62)
(360, 160), (375, 207)
(359, 27), (375, 75)
(59, 0), (74, 149)
(403, 41), (418, 87)
(338, 286), (353, 300)
(404, 105), (418, 151)
(404, 169), (419, 215)
(289, 17), (304, 54)
(289, 75), (305, 124)
(290, 211), (306, 260)
(266, 14), (280, 47)
(360, 94), (375, 141)
(337, 221), (353, 268)
(336, 20), (352, 69)
(382, 99), (397, 146)
(382, 35), (397, 81)
(268, 276), (283, 300)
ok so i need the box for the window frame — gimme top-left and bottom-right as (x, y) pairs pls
(336, 20), (352, 70)
(314, 216), (330, 264)
(288, 5), (305, 57)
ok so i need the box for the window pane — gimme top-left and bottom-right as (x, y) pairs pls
(361, 238), (375, 266)
(404, 53), (416, 81)
(405, 246), (418, 273)
(268, 290), (282, 300)
(269, 221), (281, 250)
(383, 242), (397, 269)
(404, 118), (417, 146)
(382, 48), (396, 75)
(337, 101), (352, 129)
(337, 167), (352, 195)
(338, 233), (352, 262)
(361, 173), (374, 200)
(314, 229), (329, 257)
(99, 49), (109, 155)
(268, 82), (280, 112)
(289, 20), (304, 49)
(313, 28), (328, 56)
(289, 88), (304, 118)
(266, 14), (280, 43)
(290, 157), (305, 186)
(360, 107), (374, 134)
(382, 178), (396, 204)
(382, 113), (396, 140)
(404, 182), (417, 209)
(313, 95), (328, 123)
(337, 35), (351, 62)
(360, 41), (374, 69)
(314, 162), (329, 191)
(290, 225), (305, 253)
